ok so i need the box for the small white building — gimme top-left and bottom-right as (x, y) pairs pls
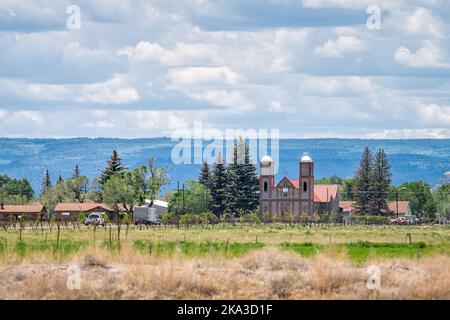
(133, 199), (168, 224)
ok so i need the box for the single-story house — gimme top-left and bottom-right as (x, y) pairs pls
(339, 200), (411, 217)
(53, 202), (115, 221)
(0, 204), (46, 221)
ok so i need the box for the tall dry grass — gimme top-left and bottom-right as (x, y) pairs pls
(0, 247), (449, 300)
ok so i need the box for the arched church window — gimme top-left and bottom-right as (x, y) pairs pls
(263, 181), (268, 192)
(303, 181), (308, 192)
(282, 182), (289, 198)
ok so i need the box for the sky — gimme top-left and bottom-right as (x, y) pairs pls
(0, 0), (450, 139)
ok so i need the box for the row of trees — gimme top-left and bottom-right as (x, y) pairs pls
(316, 147), (447, 220)
(0, 175), (34, 205)
(168, 137), (259, 218)
(39, 150), (169, 214)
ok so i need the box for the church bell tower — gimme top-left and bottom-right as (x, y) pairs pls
(259, 155), (274, 215)
(299, 152), (314, 217)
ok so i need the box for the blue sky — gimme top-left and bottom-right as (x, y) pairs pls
(0, 0), (450, 138)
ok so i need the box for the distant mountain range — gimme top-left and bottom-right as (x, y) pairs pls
(0, 138), (449, 194)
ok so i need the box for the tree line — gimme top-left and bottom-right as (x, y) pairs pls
(0, 175), (34, 205)
(316, 147), (448, 221)
(40, 150), (169, 215)
(167, 137), (259, 219)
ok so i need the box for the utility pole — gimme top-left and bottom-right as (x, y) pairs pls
(396, 189), (399, 218)
(396, 187), (406, 219)
(182, 183), (185, 214)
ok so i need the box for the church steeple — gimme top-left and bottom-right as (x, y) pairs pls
(300, 152), (314, 217)
(259, 155), (274, 215)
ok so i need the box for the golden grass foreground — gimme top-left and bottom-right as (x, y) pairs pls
(0, 225), (449, 300)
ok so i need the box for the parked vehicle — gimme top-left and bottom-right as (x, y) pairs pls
(84, 213), (105, 226)
(133, 206), (160, 225)
(390, 216), (420, 225)
(390, 217), (408, 225)
(132, 200), (168, 225)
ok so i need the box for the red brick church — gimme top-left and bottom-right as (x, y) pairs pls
(259, 153), (339, 217)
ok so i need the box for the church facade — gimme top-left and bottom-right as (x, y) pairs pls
(259, 153), (339, 217)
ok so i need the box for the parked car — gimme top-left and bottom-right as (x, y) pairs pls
(390, 217), (408, 225)
(390, 216), (420, 225)
(84, 213), (105, 226)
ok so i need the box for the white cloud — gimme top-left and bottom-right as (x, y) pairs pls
(1, 0), (450, 138)
(186, 89), (254, 113)
(302, 0), (441, 11)
(302, 0), (372, 9)
(395, 7), (444, 39)
(269, 100), (282, 112)
(165, 66), (240, 86)
(117, 41), (221, 65)
(0, 109), (44, 137)
(300, 76), (374, 96)
(0, 108), (194, 138)
(394, 43), (450, 68)
(366, 128), (450, 139)
(417, 103), (450, 125)
(314, 36), (365, 58)
(0, 109), (8, 119)
(0, 75), (140, 105)
(76, 75), (140, 104)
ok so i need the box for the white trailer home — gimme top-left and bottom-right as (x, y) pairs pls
(133, 199), (168, 225)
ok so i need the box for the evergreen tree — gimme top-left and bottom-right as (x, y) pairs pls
(210, 153), (227, 217)
(41, 169), (52, 195)
(198, 159), (210, 188)
(354, 147), (374, 214)
(225, 137), (259, 216)
(57, 175), (64, 184)
(73, 164), (81, 179)
(371, 149), (392, 215)
(242, 141), (259, 213)
(99, 150), (127, 185)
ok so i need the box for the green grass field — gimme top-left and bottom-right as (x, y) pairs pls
(0, 224), (449, 263)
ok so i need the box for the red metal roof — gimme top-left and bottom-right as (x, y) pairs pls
(0, 204), (45, 214)
(283, 178), (338, 203)
(314, 185), (339, 203)
(388, 201), (410, 214)
(339, 201), (410, 214)
(54, 202), (113, 212)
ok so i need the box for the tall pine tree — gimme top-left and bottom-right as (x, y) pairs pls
(198, 159), (210, 188)
(73, 164), (81, 179)
(242, 141), (259, 213)
(225, 137), (259, 216)
(371, 149), (392, 215)
(99, 150), (127, 185)
(210, 153), (227, 217)
(354, 147), (374, 214)
(41, 169), (52, 195)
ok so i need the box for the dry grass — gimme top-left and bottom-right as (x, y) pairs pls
(0, 247), (449, 300)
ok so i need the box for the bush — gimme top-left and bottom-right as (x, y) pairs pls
(161, 212), (179, 225)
